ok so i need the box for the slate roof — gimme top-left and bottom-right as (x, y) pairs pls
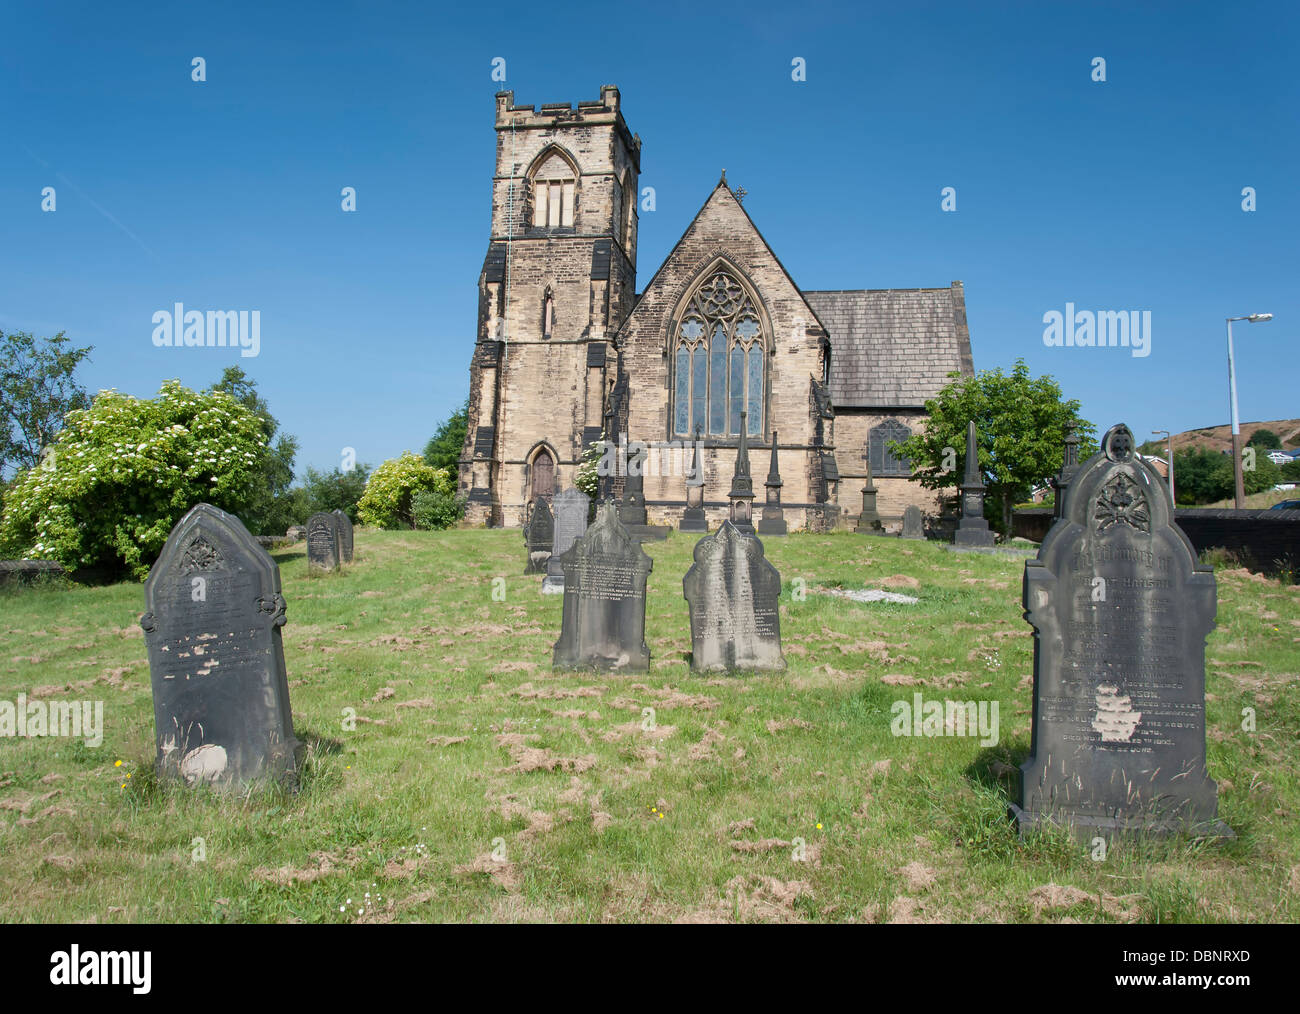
(802, 286), (974, 409)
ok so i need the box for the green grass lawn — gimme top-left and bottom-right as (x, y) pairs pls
(2, 528), (1298, 923)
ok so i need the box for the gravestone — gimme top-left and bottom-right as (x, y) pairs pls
(286, 525), (306, 542)
(552, 501), (653, 672)
(901, 505), (924, 540)
(1011, 423), (1231, 839)
(523, 498), (554, 574)
(306, 512), (341, 572)
(854, 454), (884, 534)
(757, 432), (788, 536)
(954, 419), (996, 547)
(683, 521), (786, 672)
(140, 503), (299, 789)
(332, 509), (354, 563)
(680, 424), (708, 533)
(619, 440), (670, 542)
(542, 487), (590, 594)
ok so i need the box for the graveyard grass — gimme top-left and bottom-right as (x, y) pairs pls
(2, 529), (1298, 923)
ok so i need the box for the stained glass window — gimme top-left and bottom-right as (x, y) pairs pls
(670, 270), (766, 437)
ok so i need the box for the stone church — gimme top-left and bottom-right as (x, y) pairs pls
(459, 85), (974, 530)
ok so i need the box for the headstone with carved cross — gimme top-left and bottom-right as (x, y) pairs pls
(1011, 424), (1230, 840)
(141, 503), (300, 790)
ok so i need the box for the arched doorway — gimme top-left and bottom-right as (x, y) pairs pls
(529, 448), (555, 504)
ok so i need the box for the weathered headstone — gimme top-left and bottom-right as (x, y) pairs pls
(552, 502), (653, 671)
(953, 419), (995, 547)
(140, 503), (299, 789)
(332, 509), (354, 563)
(306, 511), (342, 572)
(683, 521), (786, 672)
(1011, 423), (1231, 839)
(901, 505), (924, 540)
(542, 487), (590, 594)
(286, 525), (306, 543)
(523, 498), (554, 574)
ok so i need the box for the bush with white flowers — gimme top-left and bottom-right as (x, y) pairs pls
(0, 379), (270, 579)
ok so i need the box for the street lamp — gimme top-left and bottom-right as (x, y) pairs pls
(1152, 429), (1174, 504)
(1226, 313), (1273, 509)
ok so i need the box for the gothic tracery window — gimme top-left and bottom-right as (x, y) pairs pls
(672, 270), (765, 438)
(532, 151), (576, 228)
(870, 419), (912, 476)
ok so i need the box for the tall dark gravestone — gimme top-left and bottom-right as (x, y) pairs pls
(543, 487), (590, 594)
(727, 412), (756, 536)
(953, 419), (996, 547)
(141, 504), (300, 789)
(523, 498), (554, 574)
(683, 521), (786, 672)
(757, 432), (788, 536)
(306, 511), (342, 572)
(680, 425), (708, 533)
(552, 502), (653, 672)
(332, 509), (354, 563)
(1011, 424), (1230, 839)
(619, 437), (670, 542)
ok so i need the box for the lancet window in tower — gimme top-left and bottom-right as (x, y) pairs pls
(672, 270), (765, 439)
(532, 152), (576, 228)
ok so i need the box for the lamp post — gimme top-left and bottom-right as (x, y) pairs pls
(1226, 313), (1273, 509)
(1152, 429), (1174, 504)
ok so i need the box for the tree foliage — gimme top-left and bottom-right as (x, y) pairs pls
(356, 451), (452, 529)
(892, 359), (1097, 534)
(0, 380), (268, 579)
(0, 330), (94, 478)
(1246, 428), (1281, 450)
(423, 401), (468, 473)
(208, 366), (298, 535)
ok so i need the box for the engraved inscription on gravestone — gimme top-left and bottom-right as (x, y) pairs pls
(140, 503), (300, 789)
(543, 487), (590, 594)
(552, 502), (652, 671)
(332, 509), (354, 563)
(1011, 424), (1230, 839)
(524, 498), (554, 574)
(306, 511), (341, 572)
(683, 521), (786, 672)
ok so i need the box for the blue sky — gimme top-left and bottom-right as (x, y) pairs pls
(3, 0), (1296, 477)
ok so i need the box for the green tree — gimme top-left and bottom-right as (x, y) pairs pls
(298, 464), (372, 522)
(1244, 454), (1281, 496)
(892, 359), (1097, 535)
(424, 400), (469, 473)
(1173, 447), (1232, 505)
(356, 451), (452, 529)
(0, 380), (269, 579)
(209, 366), (298, 535)
(0, 330), (94, 478)
(1247, 428), (1281, 450)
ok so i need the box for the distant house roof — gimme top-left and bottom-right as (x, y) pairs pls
(802, 285), (974, 409)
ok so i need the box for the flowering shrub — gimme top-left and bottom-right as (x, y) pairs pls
(0, 380), (269, 579)
(356, 451), (452, 529)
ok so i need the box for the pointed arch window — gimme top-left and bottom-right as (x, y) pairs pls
(671, 269), (765, 439)
(532, 152), (576, 228)
(870, 419), (912, 476)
